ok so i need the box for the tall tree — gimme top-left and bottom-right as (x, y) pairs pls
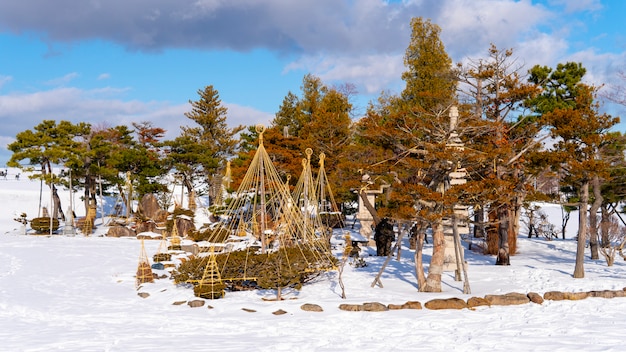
(457, 44), (541, 265)
(165, 85), (243, 205)
(353, 17), (459, 292)
(259, 74), (353, 195)
(528, 63), (619, 278)
(8, 120), (90, 219)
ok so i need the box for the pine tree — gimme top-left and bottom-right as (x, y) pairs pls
(352, 17), (460, 292)
(528, 63), (619, 278)
(457, 44), (541, 265)
(165, 85), (243, 205)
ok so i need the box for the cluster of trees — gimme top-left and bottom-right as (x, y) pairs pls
(9, 17), (626, 291)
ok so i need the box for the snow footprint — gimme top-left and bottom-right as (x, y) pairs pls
(0, 252), (21, 278)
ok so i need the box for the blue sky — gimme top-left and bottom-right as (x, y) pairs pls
(1, 0), (625, 166)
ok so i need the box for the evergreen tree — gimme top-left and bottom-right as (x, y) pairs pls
(8, 120), (90, 219)
(528, 63), (619, 278)
(165, 85), (243, 205)
(457, 44), (541, 265)
(353, 17), (459, 292)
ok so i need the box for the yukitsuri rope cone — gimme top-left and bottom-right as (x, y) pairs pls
(169, 220), (182, 251)
(153, 232), (172, 263)
(192, 247), (226, 299)
(135, 238), (154, 288)
(204, 125), (336, 280)
(82, 205), (97, 236)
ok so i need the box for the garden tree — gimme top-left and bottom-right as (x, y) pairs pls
(457, 44), (541, 265)
(232, 74), (354, 199)
(93, 124), (168, 212)
(598, 132), (626, 247)
(165, 85), (243, 206)
(352, 17), (462, 292)
(528, 62), (620, 278)
(8, 120), (90, 220)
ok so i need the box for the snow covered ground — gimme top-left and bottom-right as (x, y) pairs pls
(1, 169), (625, 351)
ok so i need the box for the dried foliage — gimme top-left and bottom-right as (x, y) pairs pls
(172, 247), (335, 293)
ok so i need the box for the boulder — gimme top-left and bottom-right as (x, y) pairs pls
(588, 290), (624, 299)
(467, 296), (490, 308)
(188, 300), (205, 308)
(543, 291), (565, 301)
(106, 225), (135, 237)
(401, 301), (422, 310)
(338, 304), (364, 312)
(175, 217), (195, 237)
(140, 194), (161, 220)
(424, 298), (467, 310)
(387, 301), (422, 310)
(563, 291), (590, 300)
(272, 309), (288, 315)
(527, 292), (544, 304)
(362, 302), (388, 312)
(300, 303), (323, 312)
(484, 292), (530, 306)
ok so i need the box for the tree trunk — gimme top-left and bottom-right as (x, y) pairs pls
(486, 208), (499, 255)
(52, 185), (65, 221)
(561, 206), (570, 240)
(495, 204), (510, 265)
(415, 231), (426, 291)
(574, 180), (589, 278)
(588, 175), (602, 260)
(473, 205), (485, 238)
(600, 205), (611, 247)
(423, 220), (444, 292)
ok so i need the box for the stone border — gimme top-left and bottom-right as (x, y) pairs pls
(335, 287), (626, 311)
(153, 287), (626, 312)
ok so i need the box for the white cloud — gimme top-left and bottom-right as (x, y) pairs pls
(97, 73), (111, 80)
(550, 0), (603, 13)
(284, 53), (404, 96)
(224, 103), (274, 129)
(0, 87), (272, 147)
(0, 75), (12, 89)
(44, 72), (79, 86)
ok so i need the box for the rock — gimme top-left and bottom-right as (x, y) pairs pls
(387, 304), (404, 310)
(527, 292), (544, 304)
(467, 296), (490, 308)
(300, 303), (323, 312)
(588, 290), (621, 299)
(175, 217), (195, 237)
(563, 291), (589, 300)
(401, 301), (422, 310)
(484, 292), (530, 306)
(363, 302), (388, 312)
(544, 291), (589, 301)
(187, 300), (205, 308)
(338, 304), (363, 312)
(273, 309), (288, 315)
(137, 292), (150, 298)
(543, 291), (565, 301)
(107, 225), (135, 237)
(242, 308), (257, 313)
(140, 194), (161, 220)
(172, 301), (186, 305)
(424, 298), (467, 310)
